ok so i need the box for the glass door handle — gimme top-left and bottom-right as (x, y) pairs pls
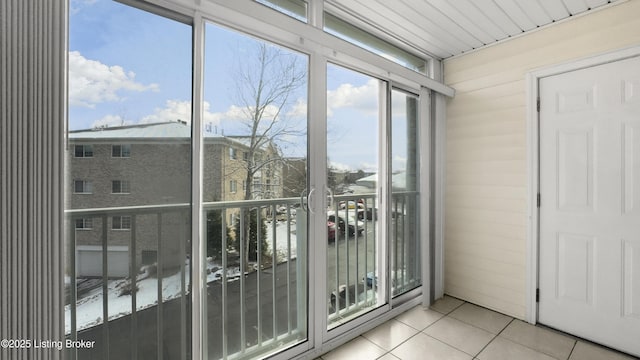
(307, 187), (316, 214)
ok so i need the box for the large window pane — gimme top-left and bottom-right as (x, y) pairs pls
(326, 64), (383, 328)
(66, 1), (192, 359)
(204, 23), (309, 360)
(391, 89), (421, 297)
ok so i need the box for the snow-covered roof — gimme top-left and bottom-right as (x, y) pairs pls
(69, 121), (197, 139)
(355, 172), (409, 190)
(226, 136), (273, 150)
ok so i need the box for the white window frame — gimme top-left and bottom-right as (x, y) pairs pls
(111, 180), (131, 194)
(111, 215), (132, 230)
(111, 144), (131, 158)
(73, 180), (92, 194)
(230, 180), (237, 193)
(74, 144), (93, 158)
(74, 217), (93, 230)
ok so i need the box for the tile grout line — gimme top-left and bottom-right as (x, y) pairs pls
(374, 303), (463, 360)
(566, 340), (577, 360)
(500, 320), (581, 360)
(472, 317), (515, 358)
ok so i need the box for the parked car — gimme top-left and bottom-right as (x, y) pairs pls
(327, 221), (336, 242)
(327, 210), (364, 236)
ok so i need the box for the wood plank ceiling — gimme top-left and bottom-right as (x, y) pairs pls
(324, 0), (625, 59)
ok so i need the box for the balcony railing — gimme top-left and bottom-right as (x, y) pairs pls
(64, 192), (419, 359)
(65, 203), (191, 360)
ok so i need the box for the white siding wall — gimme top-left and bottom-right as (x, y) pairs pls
(442, 0), (640, 319)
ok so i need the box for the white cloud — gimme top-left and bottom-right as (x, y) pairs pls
(286, 99), (307, 118)
(329, 161), (352, 172)
(69, 51), (158, 108)
(392, 156), (407, 171)
(92, 115), (129, 128)
(358, 162), (378, 173)
(327, 79), (379, 117)
(139, 100), (220, 125)
(70, 0), (97, 15)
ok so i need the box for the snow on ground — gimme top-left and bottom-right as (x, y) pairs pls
(66, 221), (299, 334)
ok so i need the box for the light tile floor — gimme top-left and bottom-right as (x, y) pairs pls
(319, 296), (638, 360)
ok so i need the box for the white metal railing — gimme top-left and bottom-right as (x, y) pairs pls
(202, 197), (306, 360)
(65, 203), (190, 360)
(65, 193), (420, 359)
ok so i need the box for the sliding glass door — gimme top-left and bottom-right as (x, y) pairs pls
(325, 64), (386, 328)
(203, 23), (309, 360)
(390, 89), (421, 297)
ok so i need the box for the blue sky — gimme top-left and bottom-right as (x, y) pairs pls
(69, 0), (409, 173)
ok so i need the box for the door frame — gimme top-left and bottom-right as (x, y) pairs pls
(525, 45), (640, 324)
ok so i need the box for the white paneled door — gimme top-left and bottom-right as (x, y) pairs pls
(539, 56), (640, 357)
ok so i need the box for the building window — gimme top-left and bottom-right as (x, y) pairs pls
(243, 151), (249, 161)
(111, 180), (131, 194)
(112, 216), (131, 230)
(230, 180), (237, 193)
(74, 145), (93, 158)
(74, 217), (93, 230)
(242, 180), (247, 192)
(73, 180), (93, 194)
(112, 144), (131, 158)
(229, 147), (237, 160)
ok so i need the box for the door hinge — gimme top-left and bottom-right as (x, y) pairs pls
(536, 98), (540, 112)
(537, 193), (541, 208)
(536, 288), (540, 302)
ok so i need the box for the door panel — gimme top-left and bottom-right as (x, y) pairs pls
(623, 240), (640, 318)
(203, 23), (309, 359)
(326, 64), (384, 329)
(556, 233), (594, 304)
(557, 129), (594, 210)
(623, 123), (640, 214)
(539, 56), (640, 357)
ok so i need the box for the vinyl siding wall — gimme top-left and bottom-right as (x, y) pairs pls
(442, 0), (640, 319)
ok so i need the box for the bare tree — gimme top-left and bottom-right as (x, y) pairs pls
(231, 42), (306, 201)
(228, 42), (306, 268)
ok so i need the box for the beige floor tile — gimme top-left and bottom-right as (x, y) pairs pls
(423, 317), (495, 356)
(391, 332), (472, 360)
(477, 337), (557, 360)
(377, 353), (400, 360)
(395, 305), (444, 330)
(448, 302), (513, 334)
(569, 341), (637, 360)
(322, 336), (386, 360)
(500, 320), (575, 360)
(430, 295), (465, 314)
(362, 319), (418, 351)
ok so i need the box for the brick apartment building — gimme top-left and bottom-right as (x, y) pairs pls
(67, 121), (283, 277)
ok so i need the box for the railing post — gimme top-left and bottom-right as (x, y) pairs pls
(69, 217), (77, 360)
(101, 214), (109, 360)
(271, 204), (277, 341)
(130, 214), (137, 360)
(296, 206), (307, 335)
(221, 209), (228, 359)
(157, 212), (163, 360)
